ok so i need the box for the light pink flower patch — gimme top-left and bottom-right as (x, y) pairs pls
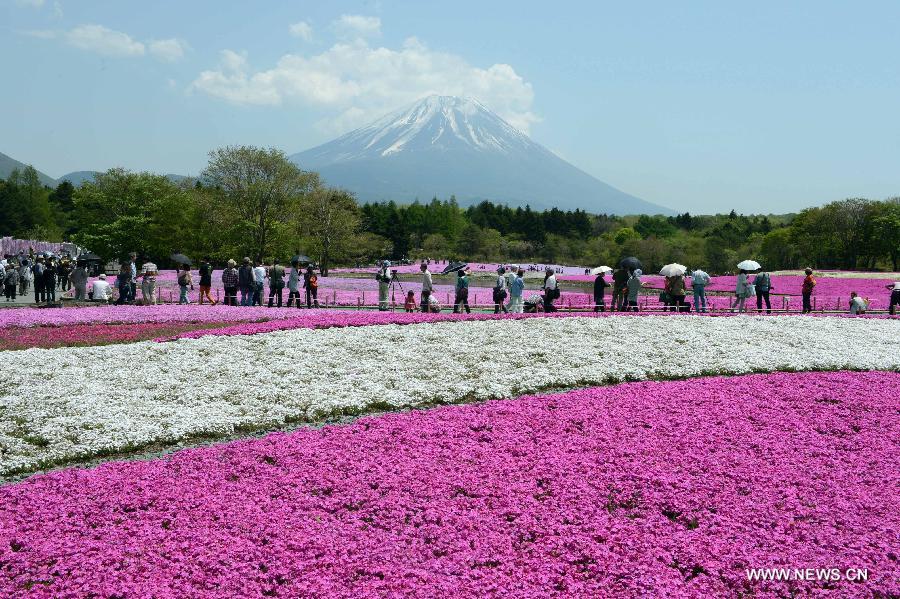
(1, 371), (896, 597)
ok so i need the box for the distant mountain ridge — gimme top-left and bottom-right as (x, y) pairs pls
(291, 95), (672, 215)
(0, 153), (191, 187)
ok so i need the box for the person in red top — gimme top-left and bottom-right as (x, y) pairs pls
(801, 268), (816, 313)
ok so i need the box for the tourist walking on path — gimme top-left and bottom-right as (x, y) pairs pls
(3, 267), (19, 301)
(71, 263), (89, 301)
(140, 260), (158, 305)
(542, 267), (558, 312)
(453, 269), (471, 313)
(420, 262), (433, 312)
(198, 257), (216, 305)
(731, 269), (750, 313)
(493, 266), (509, 314)
(509, 268), (525, 313)
(593, 271), (609, 312)
(801, 268), (816, 313)
(754, 270), (773, 313)
(268, 260), (285, 308)
(238, 258), (254, 306)
(286, 260), (302, 308)
(626, 269), (642, 311)
(32, 258), (45, 303)
(252, 260), (266, 306)
(18, 260), (31, 296)
(690, 269), (710, 313)
(376, 261), (391, 311)
(177, 265), (192, 304)
(222, 259), (239, 306)
(304, 265), (319, 308)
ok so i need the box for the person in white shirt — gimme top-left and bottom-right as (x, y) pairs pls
(91, 273), (113, 303)
(252, 260), (266, 306)
(849, 292), (867, 315)
(542, 266), (558, 312)
(504, 265), (518, 310)
(420, 262), (433, 312)
(140, 261), (158, 305)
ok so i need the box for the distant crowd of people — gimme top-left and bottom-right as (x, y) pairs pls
(2, 250), (899, 315)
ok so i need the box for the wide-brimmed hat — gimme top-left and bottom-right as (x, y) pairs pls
(227, 259), (236, 267)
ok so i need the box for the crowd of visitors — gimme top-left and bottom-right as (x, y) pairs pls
(1, 249), (899, 315)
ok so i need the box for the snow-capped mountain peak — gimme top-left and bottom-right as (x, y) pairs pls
(302, 95), (536, 165)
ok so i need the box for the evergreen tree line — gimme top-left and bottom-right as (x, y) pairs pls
(2, 148), (898, 274)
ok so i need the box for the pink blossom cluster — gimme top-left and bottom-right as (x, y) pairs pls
(0, 236), (65, 257)
(1, 370), (896, 597)
(0, 321), (237, 350)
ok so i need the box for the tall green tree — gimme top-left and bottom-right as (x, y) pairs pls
(298, 188), (360, 276)
(202, 146), (318, 261)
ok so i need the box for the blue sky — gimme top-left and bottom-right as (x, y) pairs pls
(2, 0), (899, 214)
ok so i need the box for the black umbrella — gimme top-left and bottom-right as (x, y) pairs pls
(291, 254), (313, 265)
(619, 256), (642, 271)
(77, 252), (102, 262)
(440, 261), (468, 275)
(170, 253), (192, 266)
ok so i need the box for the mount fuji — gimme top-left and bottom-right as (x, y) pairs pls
(290, 96), (671, 215)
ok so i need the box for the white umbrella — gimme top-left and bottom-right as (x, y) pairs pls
(590, 266), (613, 275)
(737, 260), (761, 271)
(659, 263), (687, 277)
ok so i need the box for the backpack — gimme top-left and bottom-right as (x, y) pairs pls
(177, 271), (190, 286)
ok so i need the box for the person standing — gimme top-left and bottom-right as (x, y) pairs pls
(238, 257), (254, 306)
(612, 267), (629, 311)
(420, 262), (433, 313)
(509, 268), (526, 313)
(801, 268), (816, 314)
(252, 260), (266, 306)
(542, 267), (558, 312)
(286, 260), (302, 307)
(690, 269), (710, 313)
(115, 264), (131, 304)
(3, 266), (18, 301)
(376, 261), (391, 311)
(140, 259), (158, 305)
(71, 263), (89, 301)
(177, 265), (193, 304)
(886, 282), (900, 316)
(304, 264), (319, 308)
(754, 270), (773, 314)
(32, 257), (45, 304)
(198, 257), (216, 305)
(731, 269), (750, 313)
(18, 259), (31, 297)
(453, 269), (470, 313)
(222, 259), (239, 306)
(128, 253), (138, 304)
(58, 259), (71, 292)
(43, 259), (57, 304)
(268, 259), (285, 307)
(626, 269), (642, 311)
(593, 271), (610, 312)
(504, 265), (518, 311)
(493, 266), (509, 314)
(669, 274), (686, 312)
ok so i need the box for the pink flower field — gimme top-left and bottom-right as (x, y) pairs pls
(1, 371), (897, 597)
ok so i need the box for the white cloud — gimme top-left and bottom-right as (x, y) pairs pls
(332, 14), (381, 38)
(149, 38), (189, 62)
(288, 21), (313, 42)
(65, 24), (145, 57)
(191, 36), (538, 134)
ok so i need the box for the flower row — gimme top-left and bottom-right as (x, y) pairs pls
(1, 371), (896, 597)
(1, 315), (898, 476)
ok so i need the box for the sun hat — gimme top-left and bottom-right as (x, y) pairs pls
(227, 259), (236, 267)
(98, 273), (106, 280)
